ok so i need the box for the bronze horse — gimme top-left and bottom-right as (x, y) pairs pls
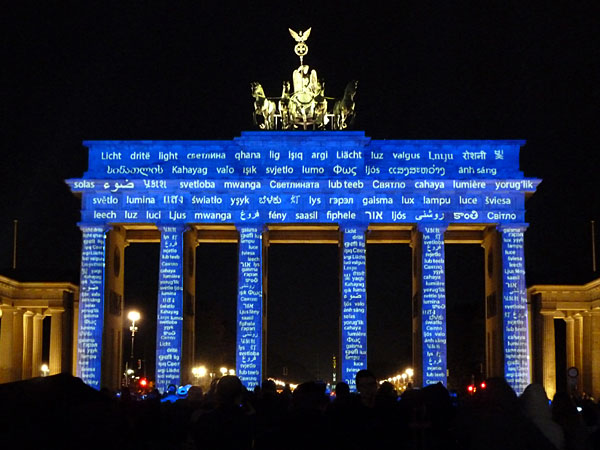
(251, 82), (277, 130)
(332, 80), (358, 130)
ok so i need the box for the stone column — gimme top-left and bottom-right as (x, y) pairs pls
(77, 225), (107, 390)
(565, 316), (575, 368)
(410, 227), (423, 386)
(32, 313), (44, 377)
(102, 226), (126, 391)
(499, 225), (530, 395)
(482, 226), (503, 378)
(155, 225), (185, 393)
(0, 306), (16, 383)
(181, 227), (198, 385)
(49, 308), (64, 375)
(574, 314), (583, 389)
(11, 309), (24, 381)
(541, 313), (557, 400)
(236, 226), (263, 390)
(582, 311), (600, 399)
(22, 312), (34, 379)
(340, 226), (367, 390)
(72, 300), (79, 376)
(418, 224), (448, 387)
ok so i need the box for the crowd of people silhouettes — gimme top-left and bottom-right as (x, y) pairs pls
(1, 370), (598, 450)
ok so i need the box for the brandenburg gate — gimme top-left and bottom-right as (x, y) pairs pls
(67, 132), (539, 393)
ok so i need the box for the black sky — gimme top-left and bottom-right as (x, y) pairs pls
(2, 2), (599, 383)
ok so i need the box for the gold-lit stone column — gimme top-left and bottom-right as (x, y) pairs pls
(0, 307), (16, 383)
(565, 316), (575, 369)
(542, 313), (556, 400)
(49, 308), (64, 374)
(574, 314), (583, 377)
(22, 312), (34, 379)
(12, 309), (24, 381)
(582, 311), (600, 399)
(32, 313), (44, 377)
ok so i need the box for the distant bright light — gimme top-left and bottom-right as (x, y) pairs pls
(220, 367), (228, 375)
(192, 366), (207, 377)
(228, 369), (235, 375)
(128, 310), (141, 322)
(41, 364), (49, 375)
(405, 368), (414, 377)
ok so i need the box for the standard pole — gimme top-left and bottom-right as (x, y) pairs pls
(12, 219), (18, 269)
(592, 220), (597, 273)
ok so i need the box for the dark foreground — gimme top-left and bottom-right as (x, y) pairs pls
(0, 374), (598, 450)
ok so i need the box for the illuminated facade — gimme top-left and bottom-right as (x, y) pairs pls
(0, 274), (78, 383)
(529, 279), (600, 399)
(67, 132), (539, 393)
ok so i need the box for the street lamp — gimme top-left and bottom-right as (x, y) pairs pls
(192, 365), (207, 384)
(128, 310), (141, 359)
(220, 367), (228, 377)
(41, 364), (49, 377)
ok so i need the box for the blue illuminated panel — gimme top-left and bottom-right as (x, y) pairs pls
(70, 134), (539, 228)
(500, 226), (530, 394)
(76, 225), (106, 389)
(66, 133), (540, 392)
(341, 227), (367, 389)
(155, 226), (184, 392)
(236, 227), (263, 389)
(420, 225), (447, 386)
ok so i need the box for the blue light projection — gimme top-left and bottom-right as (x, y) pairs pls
(67, 132), (540, 391)
(236, 227), (263, 388)
(155, 226), (184, 392)
(341, 227), (367, 389)
(76, 225), (106, 389)
(420, 225), (447, 386)
(500, 225), (530, 394)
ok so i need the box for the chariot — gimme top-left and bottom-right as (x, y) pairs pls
(251, 28), (357, 131)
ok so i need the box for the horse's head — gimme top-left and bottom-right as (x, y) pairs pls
(345, 80), (358, 98)
(251, 82), (265, 98)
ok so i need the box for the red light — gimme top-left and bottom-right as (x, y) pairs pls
(467, 385), (474, 393)
(139, 378), (148, 388)
(480, 382), (487, 389)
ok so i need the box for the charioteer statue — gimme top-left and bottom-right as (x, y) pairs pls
(251, 28), (357, 131)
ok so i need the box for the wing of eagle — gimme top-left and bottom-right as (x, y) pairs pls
(289, 27), (311, 42)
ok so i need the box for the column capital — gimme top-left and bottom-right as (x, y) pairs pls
(416, 223), (448, 233)
(497, 223), (529, 233)
(78, 222), (109, 232)
(234, 223), (266, 232)
(339, 222), (368, 231)
(157, 224), (187, 233)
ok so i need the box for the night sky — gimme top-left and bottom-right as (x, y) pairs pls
(3, 3), (599, 385)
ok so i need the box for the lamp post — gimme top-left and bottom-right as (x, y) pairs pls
(128, 310), (141, 359)
(41, 363), (49, 377)
(192, 365), (207, 385)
